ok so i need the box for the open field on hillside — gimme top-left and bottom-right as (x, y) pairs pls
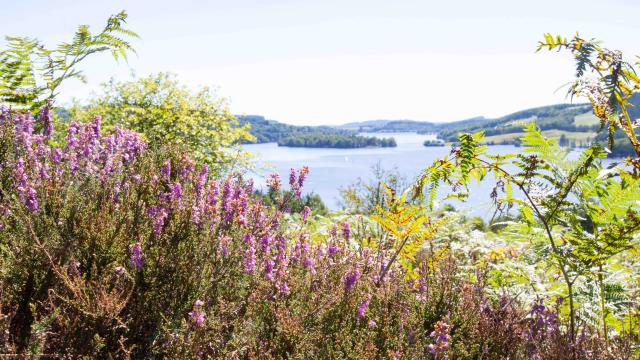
(481, 130), (595, 144)
(574, 112), (600, 126)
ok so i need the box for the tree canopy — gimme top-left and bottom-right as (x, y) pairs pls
(72, 73), (254, 172)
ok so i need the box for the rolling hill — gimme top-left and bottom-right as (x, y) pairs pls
(238, 93), (640, 154)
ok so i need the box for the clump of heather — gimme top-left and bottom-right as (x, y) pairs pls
(428, 321), (450, 359)
(0, 107), (628, 359)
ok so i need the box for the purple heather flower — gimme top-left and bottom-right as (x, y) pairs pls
(356, 300), (369, 320)
(51, 148), (62, 164)
(270, 213), (281, 230)
(526, 299), (559, 348)
(161, 161), (171, 179)
(254, 207), (266, 227)
(92, 115), (101, 138)
(65, 123), (79, 151)
(329, 225), (338, 237)
(266, 173), (281, 192)
(264, 258), (274, 281)
(260, 234), (272, 252)
(195, 164), (209, 198)
(222, 178), (234, 222)
(129, 242), (144, 272)
(327, 244), (340, 257)
(40, 101), (53, 138)
(341, 221), (351, 240)
(316, 246), (325, 263)
(149, 206), (168, 237)
(219, 236), (230, 257)
(14, 159), (28, 186)
(289, 168), (297, 187)
(14, 159), (39, 213)
(298, 166), (309, 188)
(177, 157), (195, 179)
(245, 179), (254, 194)
(303, 256), (315, 271)
(300, 206), (311, 222)
(207, 180), (220, 207)
(25, 187), (39, 213)
(428, 321), (451, 359)
(188, 310), (206, 328)
(368, 320), (377, 328)
(344, 269), (360, 292)
(278, 281), (290, 295)
(169, 182), (183, 206)
(112, 182), (122, 203)
(191, 205), (203, 225)
(244, 242), (256, 273)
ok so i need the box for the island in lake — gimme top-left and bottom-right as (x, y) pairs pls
(238, 115), (396, 148)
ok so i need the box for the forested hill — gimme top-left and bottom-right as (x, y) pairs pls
(339, 94), (640, 152)
(340, 104), (599, 143)
(237, 115), (396, 148)
(435, 94), (640, 150)
(338, 116), (484, 133)
(435, 103), (599, 145)
(239, 94), (640, 152)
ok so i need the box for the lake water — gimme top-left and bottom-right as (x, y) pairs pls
(244, 132), (524, 218)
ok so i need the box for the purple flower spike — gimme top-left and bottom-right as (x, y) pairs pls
(341, 221), (351, 240)
(428, 321), (450, 359)
(40, 101), (53, 138)
(161, 161), (171, 179)
(188, 309), (206, 328)
(356, 300), (369, 320)
(300, 206), (311, 222)
(289, 168), (297, 187)
(244, 236), (256, 273)
(129, 242), (144, 272)
(344, 269), (360, 292)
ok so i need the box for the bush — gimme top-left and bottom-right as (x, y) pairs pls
(0, 107), (626, 358)
(71, 73), (254, 172)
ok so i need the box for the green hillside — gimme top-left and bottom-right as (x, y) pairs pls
(345, 94), (640, 155)
(434, 103), (598, 144)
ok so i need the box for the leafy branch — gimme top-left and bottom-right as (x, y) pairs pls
(538, 33), (640, 168)
(0, 10), (138, 110)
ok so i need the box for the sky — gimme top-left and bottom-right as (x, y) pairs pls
(2, 0), (640, 125)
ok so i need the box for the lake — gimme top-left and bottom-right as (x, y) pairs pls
(244, 132), (525, 218)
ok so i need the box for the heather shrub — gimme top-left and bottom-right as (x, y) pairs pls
(0, 106), (630, 358)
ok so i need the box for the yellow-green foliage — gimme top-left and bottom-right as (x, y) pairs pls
(371, 185), (444, 280)
(72, 73), (255, 172)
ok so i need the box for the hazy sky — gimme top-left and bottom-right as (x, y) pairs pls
(3, 0), (640, 125)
